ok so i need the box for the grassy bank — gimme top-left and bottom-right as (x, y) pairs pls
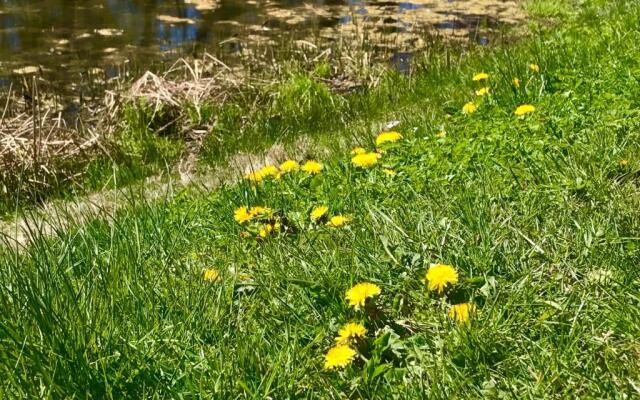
(1, 0), (640, 397)
(0, 4), (519, 218)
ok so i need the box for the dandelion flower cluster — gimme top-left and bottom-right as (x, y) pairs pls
(383, 168), (396, 176)
(234, 205), (281, 240)
(376, 131), (402, 147)
(203, 268), (220, 282)
(335, 322), (367, 345)
(310, 206), (329, 221)
(258, 223), (271, 238)
(475, 87), (490, 96)
(345, 282), (381, 309)
(512, 77), (521, 88)
(530, 63), (540, 73)
(279, 160), (299, 173)
(234, 207), (252, 223)
(261, 165), (279, 177)
(351, 147), (366, 155)
(244, 171), (263, 182)
(324, 345), (357, 370)
(301, 160), (323, 174)
(425, 264), (458, 293)
(351, 152), (380, 168)
(472, 72), (489, 81)
(514, 104), (536, 116)
(462, 102), (478, 114)
(259, 221), (281, 238)
(327, 215), (350, 227)
(448, 303), (476, 322)
(234, 206), (271, 224)
(244, 159), (322, 180)
(244, 165), (279, 182)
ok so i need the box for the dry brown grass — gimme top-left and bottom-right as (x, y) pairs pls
(0, 79), (117, 198)
(0, 53), (247, 200)
(128, 55), (246, 107)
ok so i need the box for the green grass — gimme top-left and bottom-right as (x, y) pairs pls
(1, 0), (640, 397)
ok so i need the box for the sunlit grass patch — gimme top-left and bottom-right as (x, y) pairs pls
(1, 0), (640, 398)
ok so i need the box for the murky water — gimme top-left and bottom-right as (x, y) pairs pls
(0, 0), (523, 98)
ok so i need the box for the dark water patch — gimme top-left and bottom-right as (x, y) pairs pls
(0, 0), (524, 104)
(435, 20), (466, 29)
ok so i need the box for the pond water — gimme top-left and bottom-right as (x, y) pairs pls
(0, 0), (523, 99)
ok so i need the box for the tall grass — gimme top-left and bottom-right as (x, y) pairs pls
(1, 0), (640, 397)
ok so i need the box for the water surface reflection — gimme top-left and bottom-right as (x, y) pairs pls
(0, 0), (523, 97)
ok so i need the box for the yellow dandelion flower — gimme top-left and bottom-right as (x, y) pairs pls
(310, 206), (329, 221)
(203, 268), (220, 282)
(376, 131), (403, 147)
(512, 77), (520, 88)
(514, 104), (536, 116)
(327, 215), (350, 227)
(345, 282), (381, 309)
(234, 207), (252, 224)
(425, 264), (459, 293)
(529, 63), (540, 73)
(448, 302), (477, 323)
(335, 322), (367, 344)
(258, 223), (274, 238)
(618, 159), (629, 166)
(244, 171), (264, 182)
(475, 87), (490, 96)
(259, 165), (279, 178)
(472, 72), (489, 81)
(351, 152), (380, 168)
(436, 131), (447, 138)
(324, 345), (357, 370)
(279, 160), (299, 173)
(302, 160), (323, 174)
(383, 168), (396, 176)
(462, 102), (478, 114)
(351, 147), (367, 155)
